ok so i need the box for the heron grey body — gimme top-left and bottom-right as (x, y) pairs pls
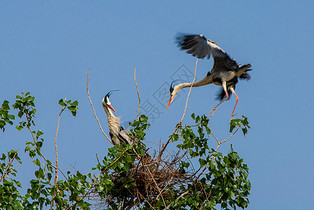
(102, 94), (133, 146)
(175, 33), (251, 98)
(167, 33), (252, 119)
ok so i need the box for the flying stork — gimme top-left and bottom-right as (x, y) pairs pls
(102, 91), (133, 145)
(166, 33), (252, 119)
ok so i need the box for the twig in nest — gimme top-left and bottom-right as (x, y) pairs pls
(86, 68), (113, 145)
(134, 68), (141, 121)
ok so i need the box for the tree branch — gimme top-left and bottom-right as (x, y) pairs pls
(134, 68), (141, 121)
(86, 68), (113, 144)
(0, 149), (18, 182)
(50, 102), (66, 209)
(158, 59), (198, 162)
(24, 110), (67, 180)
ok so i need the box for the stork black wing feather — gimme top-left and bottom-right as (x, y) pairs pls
(176, 34), (211, 59)
(239, 73), (251, 80)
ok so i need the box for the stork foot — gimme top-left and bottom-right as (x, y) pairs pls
(208, 108), (219, 116)
(230, 113), (238, 121)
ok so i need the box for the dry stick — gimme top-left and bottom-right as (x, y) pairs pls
(130, 146), (167, 207)
(0, 149), (18, 182)
(137, 190), (154, 209)
(24, 111), (67, 180)
(179, 59), (198, 124)
(50, 104), (66, 209)
(146, 166), (167, 207)
(66, 148), (130, 210)
(134, 68), (141, 121)
(130, 147), (167, 206)
(86, 68), (113, 144)
(156, 176), (174, 200)
(158, 59), (198, 162)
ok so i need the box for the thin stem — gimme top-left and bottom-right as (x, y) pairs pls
(50, 103), (66, 209)
(134, 68), (141, 121)
(158, 59), (198, 162)
(0, 149), (18, 182)
(146, 166), (166, 207)
(24, 111), (67, 180)
(195, 126), (241, 180)
(179, 59), (198, 124)
(86, 68), (113, 144)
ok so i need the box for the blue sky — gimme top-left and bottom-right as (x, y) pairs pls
(1, 1), (314, 209)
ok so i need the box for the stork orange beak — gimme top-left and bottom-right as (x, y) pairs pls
(165, 97), (172, 110)
(108, 105), (116, 113)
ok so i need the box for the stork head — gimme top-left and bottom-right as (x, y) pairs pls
(166, 81), (179, 110)
(102, 91), (117, 113)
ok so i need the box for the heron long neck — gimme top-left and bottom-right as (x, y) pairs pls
(103, 106), (120, 133)
(177, 75), (212, 90)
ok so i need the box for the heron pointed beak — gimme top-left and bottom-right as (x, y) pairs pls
(108, 105), (116, 113)
(165, 97), (172, 110)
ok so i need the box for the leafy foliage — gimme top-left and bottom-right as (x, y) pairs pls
(0, 93), (251, 209)
(0, 100), (15, 132)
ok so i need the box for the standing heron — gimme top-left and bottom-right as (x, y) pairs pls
(102, 91), (133, 145)
(166, 33), (252, 119)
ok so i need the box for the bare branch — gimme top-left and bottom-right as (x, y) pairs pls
(0, 149), (18, 182)
(195, 126), (241, 180)
(179, 59), (198, 124)
(220, 127), (240, 144)
(158, 59), (198, 161)
(86, 68), (113, 145)
(134, 68), (141, 121)
(50, 101), (66, 209)
(146, 166), (166, 207)
(24, 111), (67, 180)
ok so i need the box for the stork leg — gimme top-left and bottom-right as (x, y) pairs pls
(229, 86), (238, 120)
(209, 81), (229, 116)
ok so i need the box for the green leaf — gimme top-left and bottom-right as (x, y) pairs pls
(25, 146), (31, 152)
(35, 168), (44, 179)
(199, 158), (206, 167)
(36, 130), (44, 137)
(71, 100), (78, 106)
(58, 99), (66, 107)
(33, 159), (41, 167)
(191, 113), (195, 120)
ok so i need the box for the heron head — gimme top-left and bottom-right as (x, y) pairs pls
(102, 90), (118, 113)
(166, 81), (179, 110)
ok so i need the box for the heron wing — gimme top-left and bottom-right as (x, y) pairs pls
(176, 33), (239, 72)
(176, 34), (211, 59)
(119, 128), (133, 145)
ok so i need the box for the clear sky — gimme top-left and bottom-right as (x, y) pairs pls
(1, 1), (314, 209)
